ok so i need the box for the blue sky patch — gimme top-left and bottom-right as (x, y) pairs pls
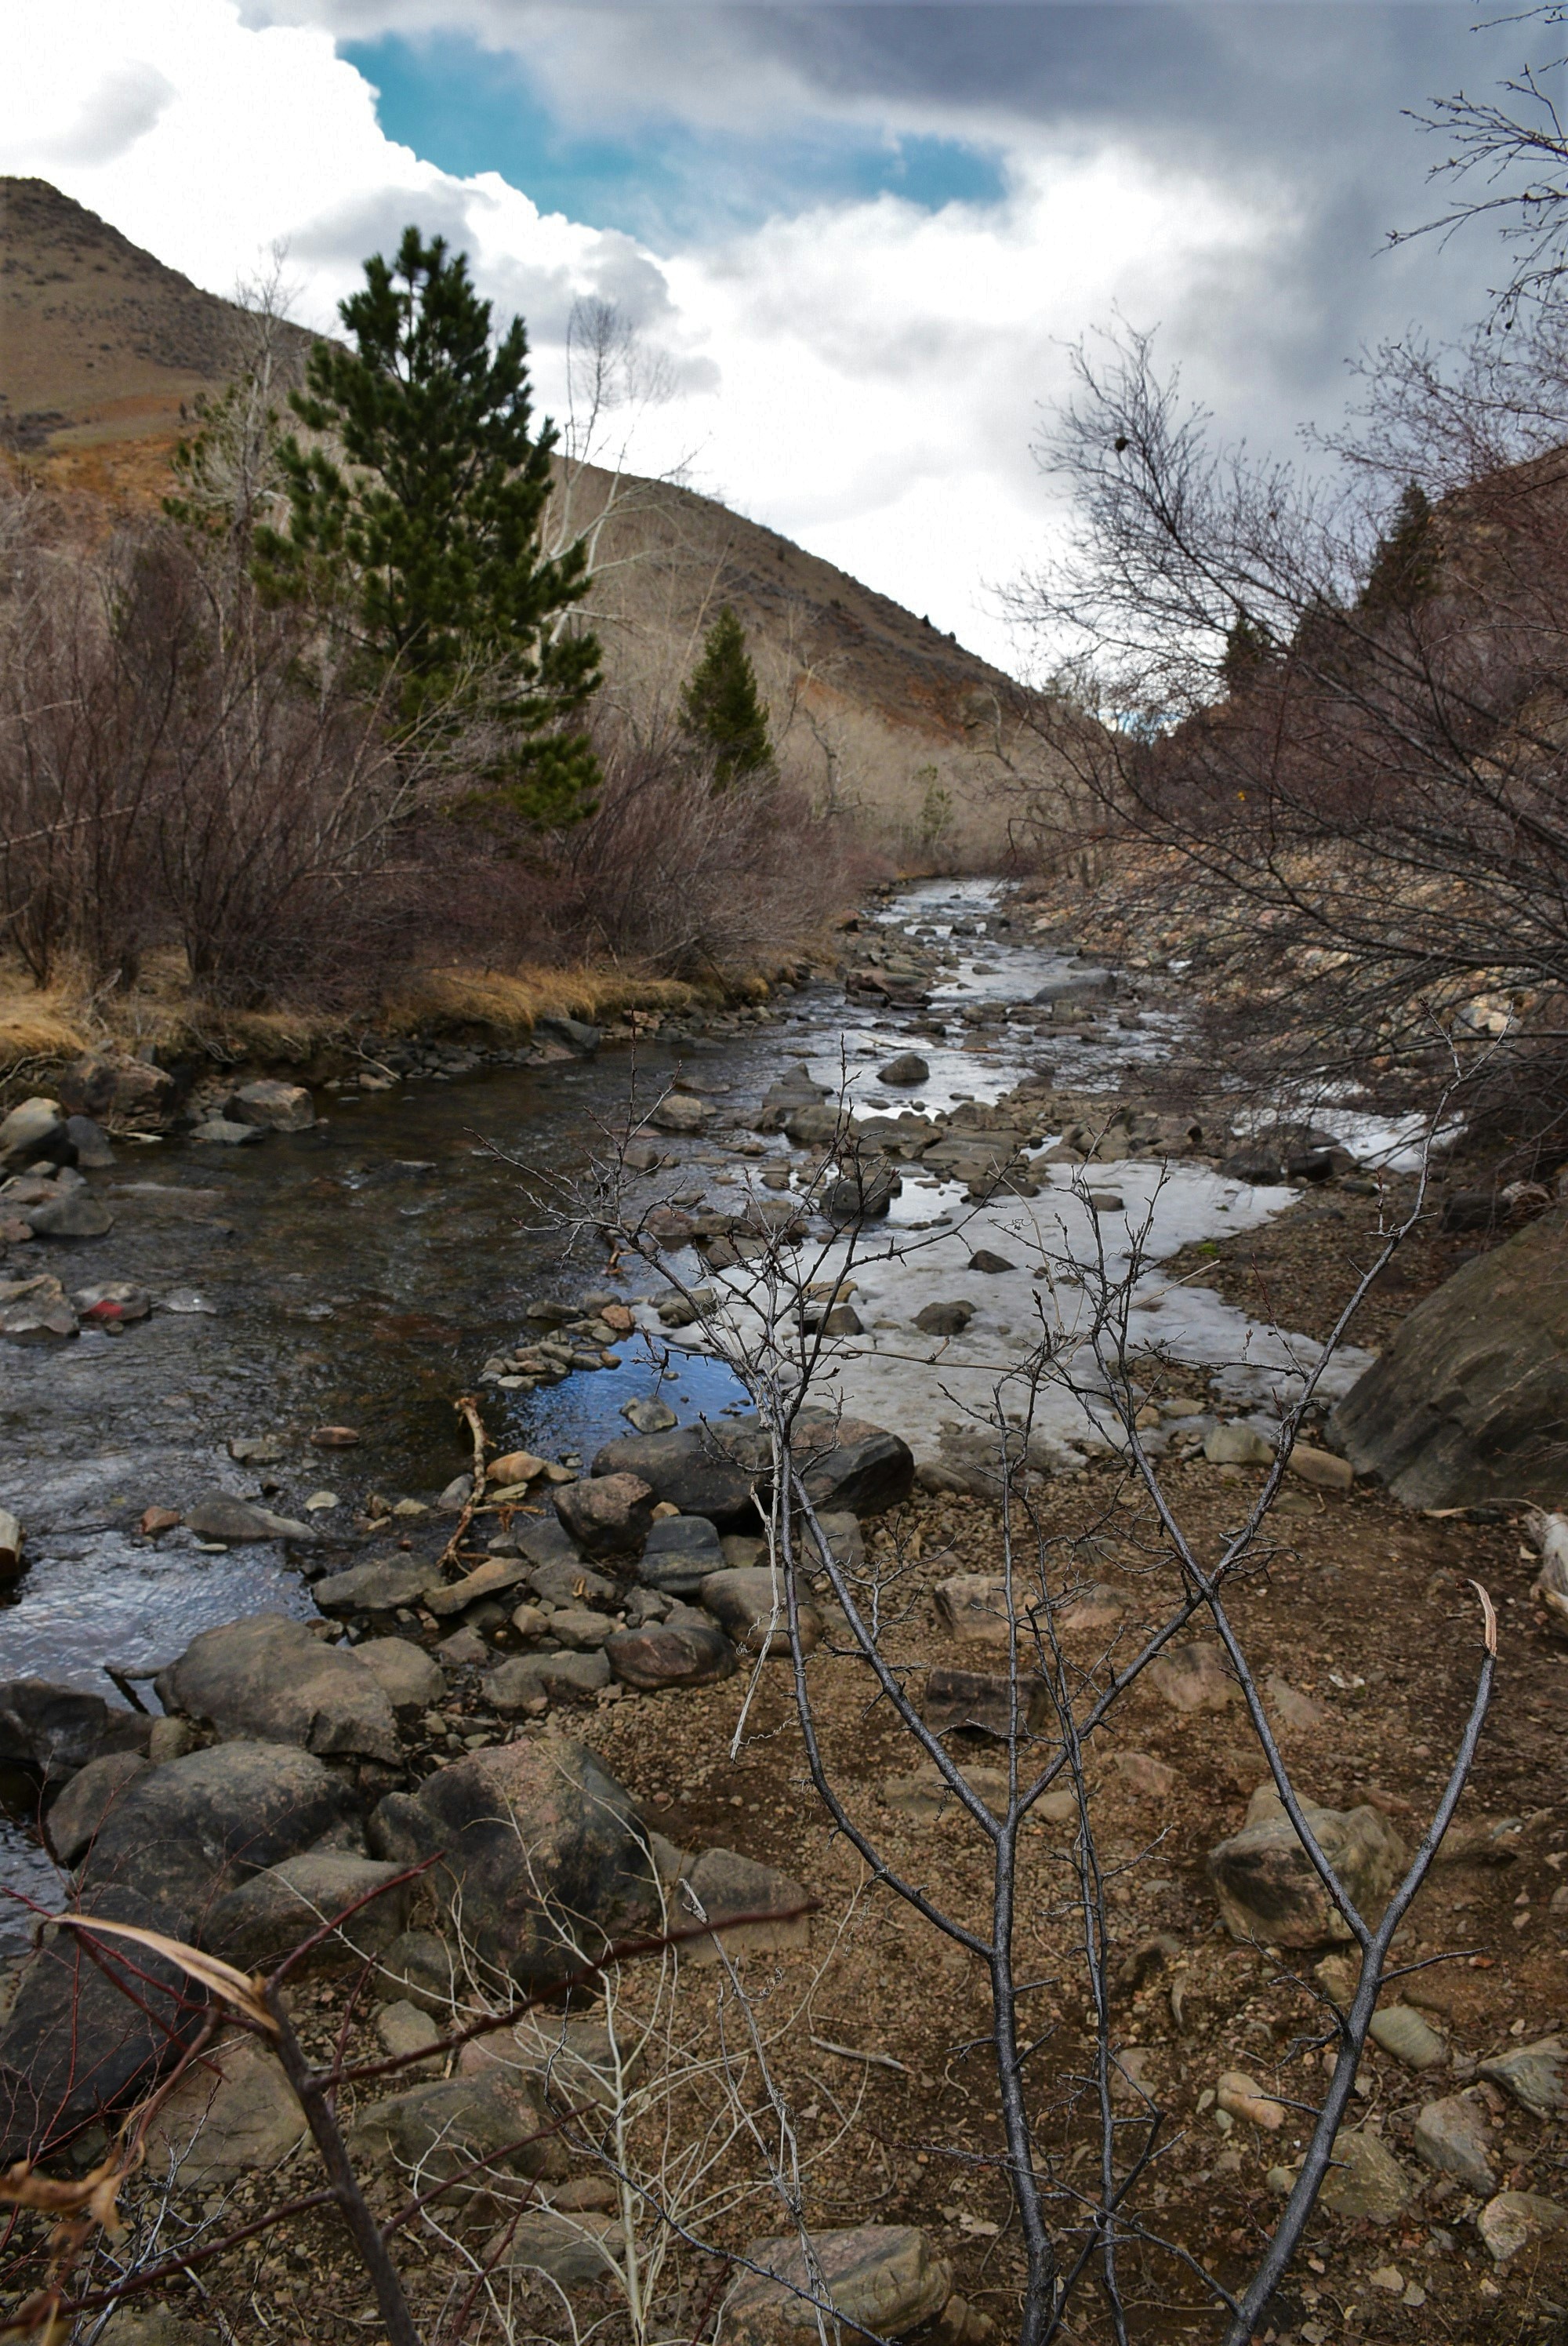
(340, 34), (1007, 245)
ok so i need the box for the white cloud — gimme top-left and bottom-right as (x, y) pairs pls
(4, 0), (1287, 667)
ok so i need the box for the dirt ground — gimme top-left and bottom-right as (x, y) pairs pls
(13, 1190), (1567, 2346)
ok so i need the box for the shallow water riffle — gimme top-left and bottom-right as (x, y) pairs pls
(1, 875), (1335, 1945)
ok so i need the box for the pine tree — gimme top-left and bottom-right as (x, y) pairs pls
(1359, 481), (1441, 615)
(253, 227), (601, 825)
(679, 607), (773, 790)
(1219, 609), (1274, 695)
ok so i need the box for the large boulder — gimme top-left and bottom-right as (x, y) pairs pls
(604, 1615), (737, 1690)
(590, 1412), (913, 1527)
(351, 2066), (562, 2188)
(1207, 1785), (1407, 1948)
(229, 1079), (315, 1132)
(591, 1423), (760, 1527)
(0, 1098), (70, 1168)
(157, 1615), (400, 1762)
(0, 1680), (149, 1780)
(555, 1472), (655, 1559)
(0, 1743), (349, 2157)
(638, 1513), (724, 1596)
(724, 2225), (952, 2346)
(1330, 1207), (1568, 1504)
(201, 1852), (415, 1972)
(368, 1736), (657, 1983)
(57, 1051), (176, 1124)
(141, 2036), (306, 2184)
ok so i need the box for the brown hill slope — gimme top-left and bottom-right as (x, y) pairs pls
(1, 176), (1032, 851)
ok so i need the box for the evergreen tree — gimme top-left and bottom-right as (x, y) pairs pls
(253, 227), (600, 825)
(1359, 481), (1441, 616)
(679, 607), (773, 790)
(1219, 608), (1274, 695)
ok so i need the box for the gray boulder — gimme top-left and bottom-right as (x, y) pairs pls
(26, 1190), (114, 1240)
(189, 1117), (265, 1146)
(592, 1424), (761, 1527)
(1413, 2089), (1497, 2193)
(1207, 1785), (1407, 1948)
(914, 1299), (975, 1338)
(229, 1078), (314, 1131)
(0, 1742), (349, 2157)
(1330, 1206), (1568, 1504)
(877, 1053), (929, 1087)
(57, 1051), (175, 1124)
(368, 1737), (657, 1982)
(351, 1636), (442, 1719)
(314, 1554), (438, 1614)
(700, 1567), (822, 1656)
(637, 1512), (724, 1596)
(202, 1852), (415, 1971)
(681, 1848), (814, 1961)
(158, 1614), (400, 1762)
(352, 2066), (561, 2186)
(45, 1750), (150, 1865)
(64, 1115), (114, 1168)
(724, 2224), (951, 2346)
(0, 1680), (149, 1779)
(484, 1651), (612, 1712)
(183, 1493), (319, 1543)
(533, 1014), (600, 1056)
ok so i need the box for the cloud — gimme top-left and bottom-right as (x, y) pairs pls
(2, 1), (1526, 668)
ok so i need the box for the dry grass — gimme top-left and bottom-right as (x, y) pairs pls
(0, 950), (787, 1086)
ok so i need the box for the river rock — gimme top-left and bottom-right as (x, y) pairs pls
(1207, 1787), (1406, 1947)
(141, 2035), (305, 2184)
(489, 1448), (549, 1487)
(230, 1079), (315, 1132)
(604, 1616), (737, 1690)
(784, 1102), (847, 1146)
(64, 1115), (114, 1168)
(45, 1751), (151, 1865)
(1479, 2036), (1567, 2115)
(426, 1553), (533, 1616)
(313, 1554), (438, 1614)
(923, 1667), (1051, 1740)
(592, 1424), (761, 1527)
(1478, 2192), (1567, 2264)
(1203, 1421), (1274, 1466)
(183, 1493), (318, 1543)
(556, 1471), (655, 1559)
(351, 2065), (561, 2184)
(1329, 1204), (1568, 1504)
(699, 1567), (821, 1656)
(351, 1637), (442, 1718)
(1317, 2127), (1414, 2221)
(535, 1013), (601, 1056)
(935, 1575), (1016, 1648)
(637, 1513), (725, 1596)
(0, 1680), (147, 1778)
(877, 1053), (929, 1087)
(1369, 2004), (1447, 2071)
(368, 1737), (658, 1981)
(724, 2224), (952, 2346)
(681, 1847), (814, 1962)
(26, 1189), (114, 1240)
(0, 1098), (69, 1168)
(1413, 2089), (1497, 2192)
(486, 2207), (625, 2285)
(0, 1276), (78, 1343)
(622, 1396), (678, 1433)
(0, 1742), (350, 2156)
(915, 1299), (975, 1337)
(190, 1116), (265, 1146)
(202, 1852), (415, 1971)
(1149, 1642), (1235, 1712)
(1287, 1443), (1354, 1492)
(57, 1051), (176, 1124)
(648, 1093), (710, 1135)
(157, 1614), (400, 1763)
(485, 1650), (612, 1712)
(824, 1164), (900, 1223)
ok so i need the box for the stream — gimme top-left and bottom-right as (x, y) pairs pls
(0, 877), (1367, 1943)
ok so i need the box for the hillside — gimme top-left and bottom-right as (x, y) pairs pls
(0, 176), (1031, 852)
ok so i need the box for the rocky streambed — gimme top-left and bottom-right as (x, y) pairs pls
(1, 880), (1566, 2341)
(0, 878), (1399, 1941)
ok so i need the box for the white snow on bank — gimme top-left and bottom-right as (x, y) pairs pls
(637, 1157), (1376, 1469)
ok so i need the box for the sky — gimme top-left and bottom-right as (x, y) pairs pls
(0, 3), (1538, 671)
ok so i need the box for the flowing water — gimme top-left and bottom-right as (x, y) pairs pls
(0, 877), (1318, 1941)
